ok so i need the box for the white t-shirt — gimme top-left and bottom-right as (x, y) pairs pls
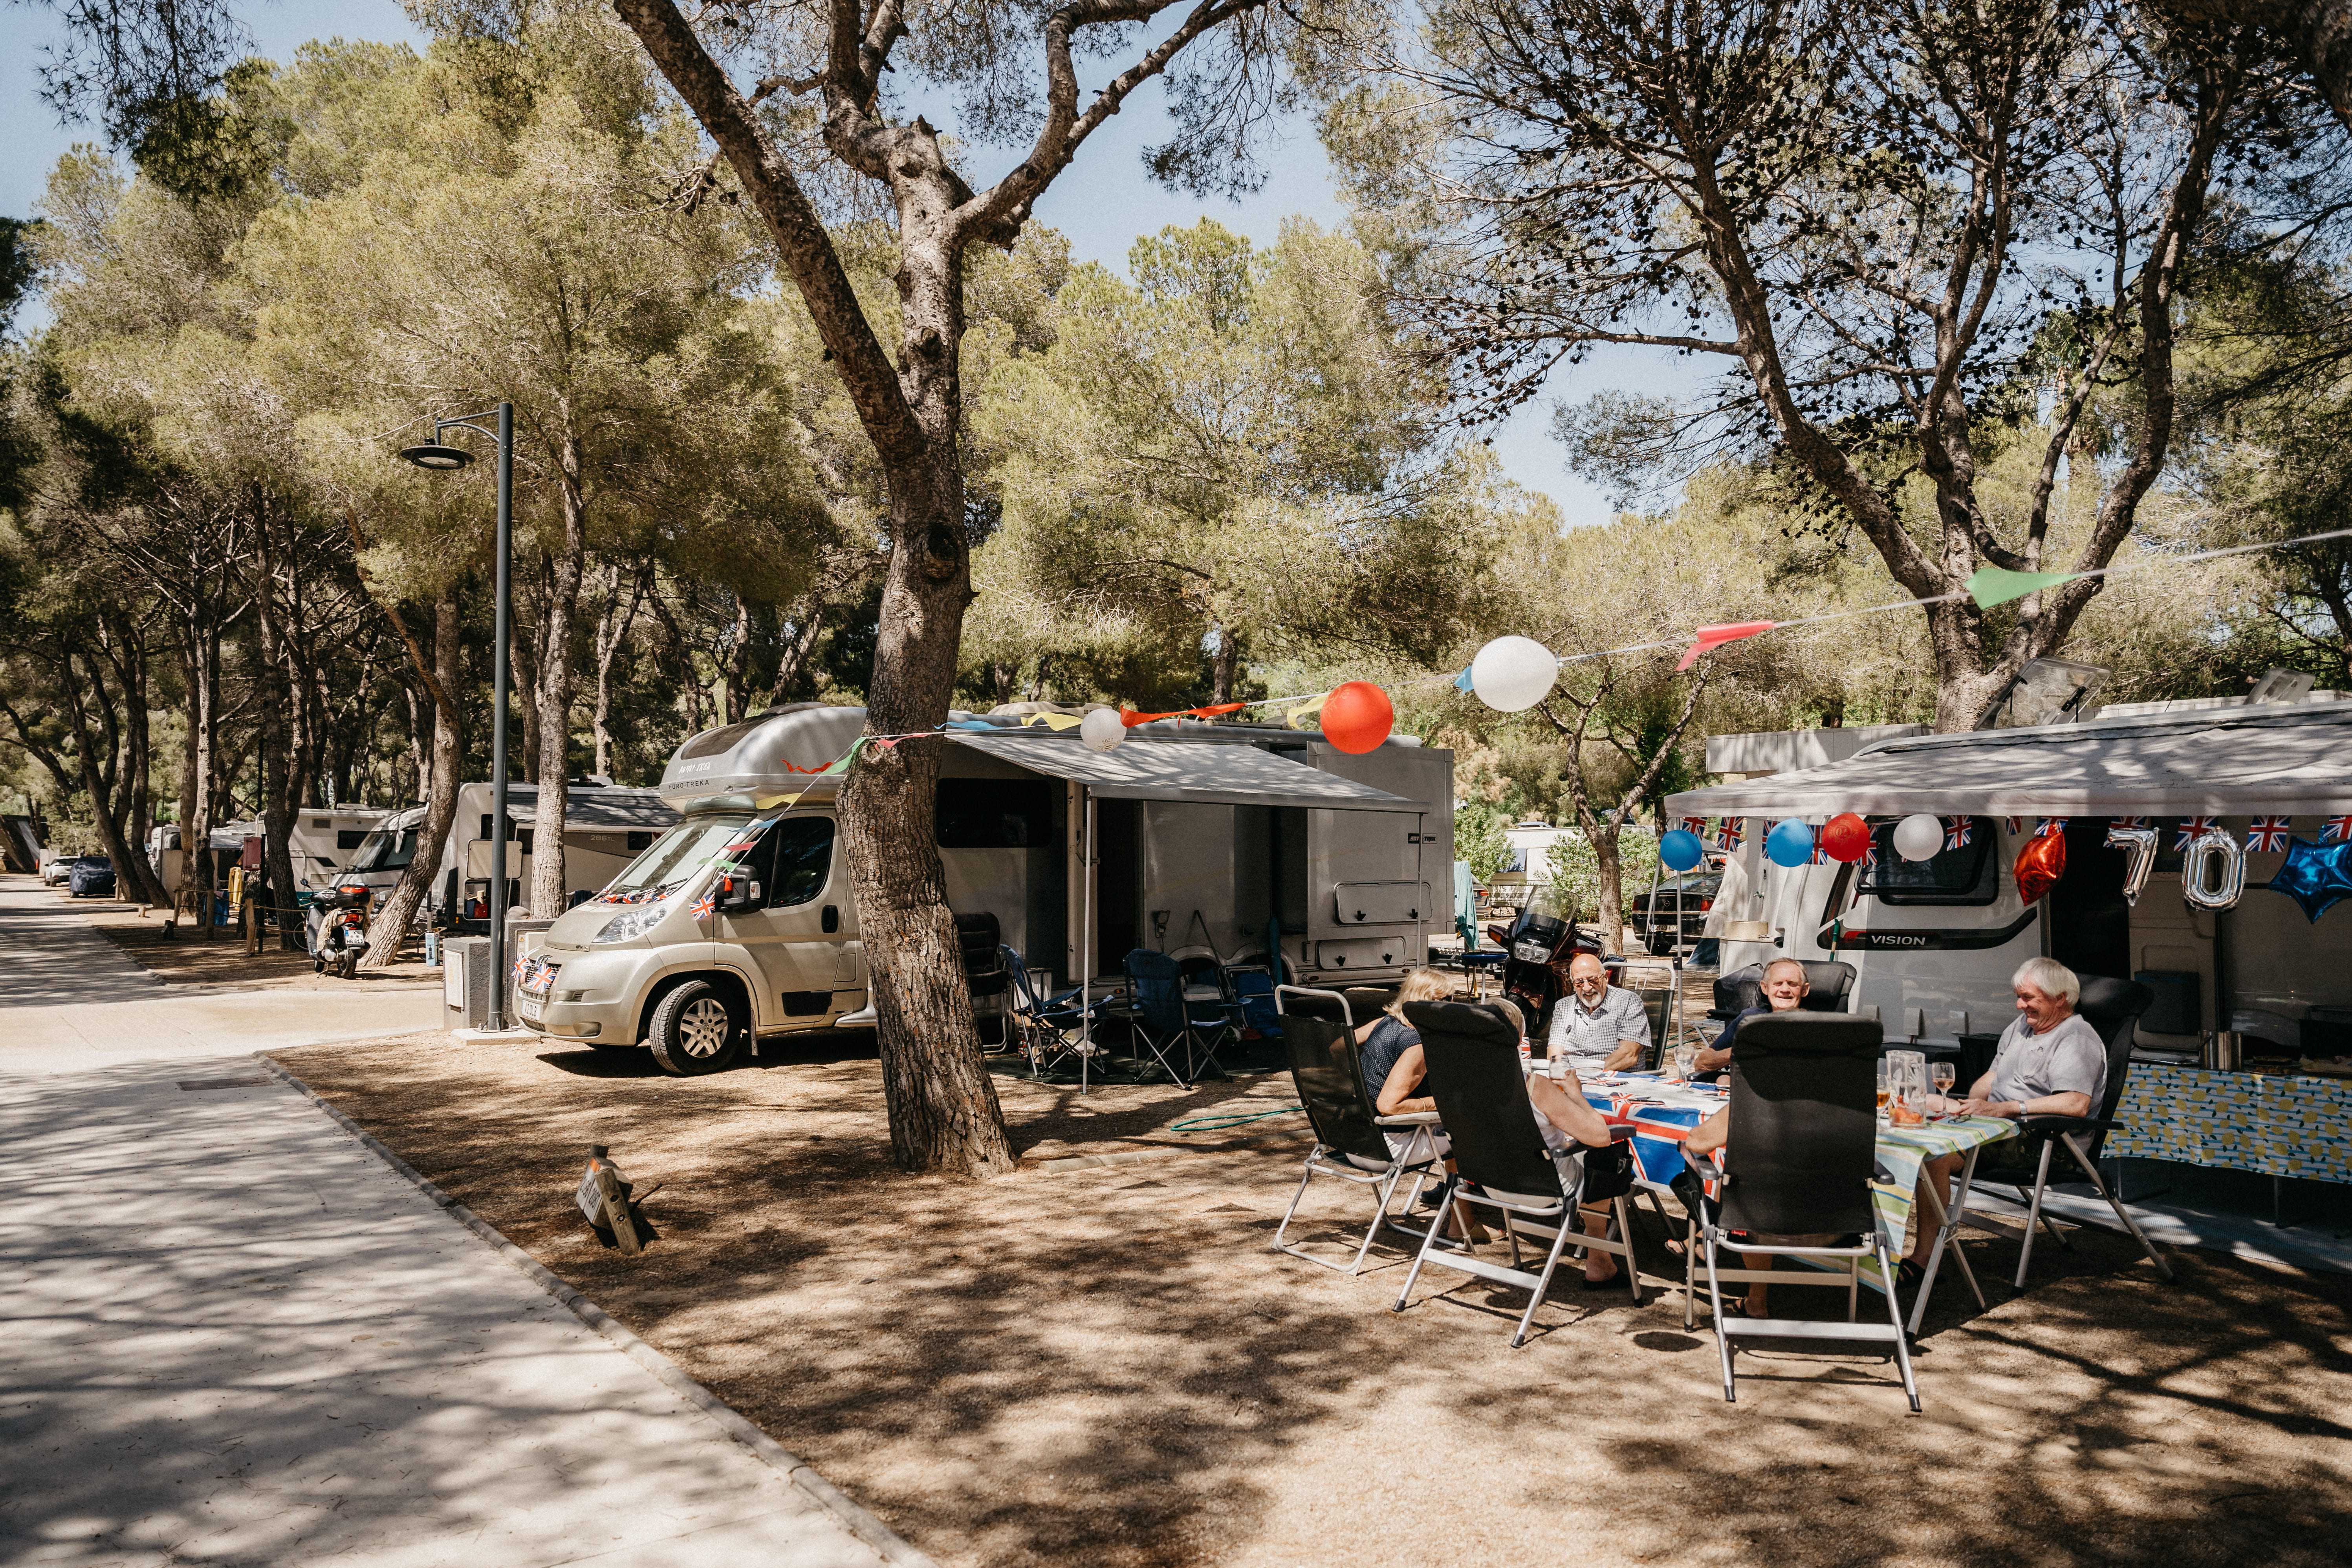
(1986, 1011), (2107, 1110)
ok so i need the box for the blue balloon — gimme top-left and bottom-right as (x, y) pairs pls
(2265, 836), (2352, 923)
(1766, 818), (1815, 868)
(1659, 829), (1704, 872)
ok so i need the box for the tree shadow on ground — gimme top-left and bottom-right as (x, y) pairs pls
(276, 1035), (2352, 1568)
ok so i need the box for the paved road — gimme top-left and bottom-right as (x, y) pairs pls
(0, 878), (904, 1567)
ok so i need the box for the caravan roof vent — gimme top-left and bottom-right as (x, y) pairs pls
(1992, 658), (2107, 728)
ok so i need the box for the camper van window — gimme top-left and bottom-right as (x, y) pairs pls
(336, 829), (368, 850)
(768, 818), (835, 907)
(936, 778), (1052, 848)
(627, 831), (655, 852)
(603, 814), (755, 897)
(350, 828), (417, 872)
(1860, 816), (1998, 905)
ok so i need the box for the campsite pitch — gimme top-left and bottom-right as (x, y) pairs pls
(272, 1031), (2352, 1568)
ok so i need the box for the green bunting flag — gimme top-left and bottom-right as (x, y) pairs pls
(1965, 566), (2078, 609)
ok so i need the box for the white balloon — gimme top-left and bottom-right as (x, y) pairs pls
(1892, 813), (1944, 862)
(1470, 636), (1558, 712)
(1080, 709), (1127, 753)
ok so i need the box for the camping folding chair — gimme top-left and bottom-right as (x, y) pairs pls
(1099, 949), (1200, 1087)
(1003, 946), (1094, 1078)
(1270, 995), (1444, 1273)
(1702, 1011), (1920, 1411)
(1171, 943), (1246, 1073)
(1959, 976), (2174, 1290)
(1391, 1000), (1643, 1347)
(1231, 965), (1282, 1040)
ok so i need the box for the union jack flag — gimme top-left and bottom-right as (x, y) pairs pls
(2004, 817), (2024, 835)
(689, 889), (717, 920)
(2247, 816), (2293, 852)
(2174, 815), (2218, 850)
(2112, 815), (2150, 832)
(1679, 816), (1708, 837)
(1715, 820), (1743, 850)
(2324, 815), (2352, 843)
(1944, 817), (1974, 851)
(2036, 817), (2068, 838)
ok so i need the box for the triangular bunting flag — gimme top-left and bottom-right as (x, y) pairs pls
(1965, 566), (2077, 609)
(1677, 621), (1776, 671)
(1287, 693), (1330, 731)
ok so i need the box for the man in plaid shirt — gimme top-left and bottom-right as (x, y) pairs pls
(1545, 952), (1653, 1072)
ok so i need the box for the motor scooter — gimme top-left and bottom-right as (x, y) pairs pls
(309, 883), (372, 979)
(1485, 883), (1602, 1040)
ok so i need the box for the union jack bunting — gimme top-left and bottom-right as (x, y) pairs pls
(1715, 819), (1743, 850)
(2325, 815), (2352, 843)
(2004, 817), (2024, 835)
(2035, 817), (2068, 838)
(1679, 816), (1708, 836)
(2111, 815), (2150, 832)
(1944, 817), (1974, 851)
(689, 889), (717, 920)
(2174, 815), (2218, 850)
(2247, 816), (2293, 852)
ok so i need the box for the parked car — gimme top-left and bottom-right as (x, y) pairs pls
(1630, 868), (1724, 954)
(66, 855), (116, 898)
(39, 853), (71, 886)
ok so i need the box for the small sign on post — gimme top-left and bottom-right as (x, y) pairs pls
(576, 1144), (643, 1255)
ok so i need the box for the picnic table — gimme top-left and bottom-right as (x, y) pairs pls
(1553, 1069), (2018, 1333)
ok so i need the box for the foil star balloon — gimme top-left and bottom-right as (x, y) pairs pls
(2266, 836), (2352, 923)
(2014, 830), (2066, 905)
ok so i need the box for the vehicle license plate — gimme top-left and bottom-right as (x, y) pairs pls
(519, 995), (544, 1023)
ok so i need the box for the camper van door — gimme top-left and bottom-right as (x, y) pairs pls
(714, 816), (851, 1022)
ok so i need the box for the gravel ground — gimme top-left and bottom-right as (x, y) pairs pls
(273, 1029), (2352, 1568)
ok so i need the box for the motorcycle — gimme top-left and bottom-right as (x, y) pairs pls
(309, 883), (373, 979)
(1486, 882), (1602, 1039)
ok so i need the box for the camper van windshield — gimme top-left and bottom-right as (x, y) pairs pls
(350, 827), (417, 872)
(604, 814), (755, 896)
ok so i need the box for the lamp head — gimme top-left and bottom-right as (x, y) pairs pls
(398, 442), (473, 471)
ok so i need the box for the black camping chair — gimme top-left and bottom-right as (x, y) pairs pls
(956, 913), (1011, 1051)
(1270, 989), (1442, 1273)
(1100, 949), (1203, 1087)
(1392, 1001), (1641, 1347)
(1965, 976), (2173, 1290)
(1710, 960), (1856, 1022)
(1705, 1011), (1920, 1411)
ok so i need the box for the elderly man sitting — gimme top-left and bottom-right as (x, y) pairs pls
(1898, 956), (2105, 1287)
(1692, 956), (1810, 1078)
(1546, 952), (1652, 1073)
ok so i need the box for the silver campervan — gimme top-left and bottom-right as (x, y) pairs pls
(513, 702), (1454, 1075)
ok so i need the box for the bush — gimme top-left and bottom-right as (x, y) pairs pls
(1542, 826), (1659, 925)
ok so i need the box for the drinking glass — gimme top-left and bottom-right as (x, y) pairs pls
(1673, 1042), (1698, 1081)
(1931, 1060), (1956, 1109)
(1875, 1058), (1891, 1118)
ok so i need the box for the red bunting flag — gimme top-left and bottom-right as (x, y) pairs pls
(1677, 621), (1777, 671)
(1121, 702), (1249, 727)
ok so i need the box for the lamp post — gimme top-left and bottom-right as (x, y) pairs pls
(401, 402), (516, 1030)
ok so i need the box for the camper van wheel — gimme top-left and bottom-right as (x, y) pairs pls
(649, 980), (743, 1076)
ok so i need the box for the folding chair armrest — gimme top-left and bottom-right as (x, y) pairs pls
(1375, 1111), (1443, 1127)
(2016, 1113), (2099, 1140)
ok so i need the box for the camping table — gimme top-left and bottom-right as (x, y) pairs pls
(1557, 1071), (2019, 1333)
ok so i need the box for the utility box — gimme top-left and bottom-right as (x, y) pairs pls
(444, 936), (492, 1031)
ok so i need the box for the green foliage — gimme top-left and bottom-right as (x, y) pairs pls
(1544, 830), (1658, 928)
(1453, 800), (1513, 883)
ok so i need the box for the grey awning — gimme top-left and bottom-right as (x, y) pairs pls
(949, 731), (1415, 811)
(1665, 705), (2352, 819)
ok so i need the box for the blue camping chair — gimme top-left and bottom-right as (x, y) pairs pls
(1102, 949), (1199, 1087)
(1231, 965), (1282, 1041)
(1003, 946), (1094, 1079)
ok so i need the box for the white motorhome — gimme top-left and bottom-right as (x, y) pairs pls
(148, 809), (393, 896)
(512, 702), (1454, 1073)
(1665, 701), (2352, 1198)
(339, 782), (677, 925)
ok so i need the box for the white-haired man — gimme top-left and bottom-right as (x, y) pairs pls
(1898, 956), (2105, 1286)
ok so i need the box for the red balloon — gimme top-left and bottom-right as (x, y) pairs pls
(2015, 830), (2067, 905)
(1820, 812), (1872, 863)
(1320, 681), (1395, 754)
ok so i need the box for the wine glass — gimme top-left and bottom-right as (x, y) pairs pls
(1673, 1042), (1698, 1081)
(1931, 1060), (1957, 1111)
(1875, 1058), (1891, 1119)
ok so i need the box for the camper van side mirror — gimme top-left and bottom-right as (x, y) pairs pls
(719, 875), (762, 912)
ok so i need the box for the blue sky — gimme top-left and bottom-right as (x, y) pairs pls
(0, 0), (1631, 523)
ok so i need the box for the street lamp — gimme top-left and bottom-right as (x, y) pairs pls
(401, 402), (516, 1030)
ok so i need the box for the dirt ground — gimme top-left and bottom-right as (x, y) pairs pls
(70, 890), (436, 988)
(273, 1031), (2352, 1568)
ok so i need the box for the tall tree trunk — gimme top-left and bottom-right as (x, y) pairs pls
(251, 504), (303, 950)
(530, 432), (590, 916)
(592, 559), (648, 779)
(1210, 623), (1240, 706)
(366, 589), (463, 966)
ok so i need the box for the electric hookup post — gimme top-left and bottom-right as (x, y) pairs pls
(576, 1144), (644, 1255)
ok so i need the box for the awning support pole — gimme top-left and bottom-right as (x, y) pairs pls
(1082, 789), (1095, 1096)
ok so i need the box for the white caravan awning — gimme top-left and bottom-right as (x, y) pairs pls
(1665, 704), (2352, 819)
(948, 731), (1416, 812)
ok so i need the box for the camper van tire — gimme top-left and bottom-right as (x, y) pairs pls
(647, 978), (746, 1076)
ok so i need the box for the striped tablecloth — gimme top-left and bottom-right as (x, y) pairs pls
(1564, 1071), (2017, 1247)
